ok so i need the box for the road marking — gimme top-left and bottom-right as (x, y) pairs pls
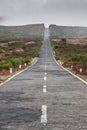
(41, 105), (47, 125)
(43, 87), (47, 93)
(43, 85), (47, 88)
(0, 58), (38, 87)
(44, 76), (47, 81)
(0, 67), (28, 87)
(54, 58), (87, 85)
(45, 72), (47, 75)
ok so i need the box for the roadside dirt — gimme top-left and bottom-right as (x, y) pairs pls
(52, 38), (87, 45)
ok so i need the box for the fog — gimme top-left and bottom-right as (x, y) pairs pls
(0, 0), (87, 27)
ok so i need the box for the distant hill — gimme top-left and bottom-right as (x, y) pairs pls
(49, 24), (87, 38)
(0, 24), (45, 42)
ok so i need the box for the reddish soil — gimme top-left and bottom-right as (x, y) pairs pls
(52, 38), (87, 46)
(0, 58), (36, 83)
(0, 69), (10, 76)
(0, 64), (29, 82)
(15, 48), (24, 52)
(66, 38), (87, 45)
(59, 59), (87, 81)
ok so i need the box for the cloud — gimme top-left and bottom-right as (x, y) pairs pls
(0, 0), (87, 26)
(45, 0), (87, 13)
(0, 16), (5, 23)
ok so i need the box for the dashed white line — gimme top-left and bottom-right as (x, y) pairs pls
(41, 63), (47, 124)
(43, 85), (47, 88)
(45, 72), (47, 75)
(43, 87), (47, 93)
(41, 105), (47, 125)
(44, 76), (47, 81)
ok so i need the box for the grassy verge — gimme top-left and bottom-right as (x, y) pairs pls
(0, 40), (42, 83)
(51, 39), (87, 78)
(0, 40), (42, 71)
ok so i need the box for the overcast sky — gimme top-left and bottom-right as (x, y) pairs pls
(0, 0), (87, 27)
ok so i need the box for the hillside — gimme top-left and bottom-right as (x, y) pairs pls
(0, 24), (45, 42)
(0, 24), (45, 82)
(49, 24), (87, 38)
(50, 25), (87, 80)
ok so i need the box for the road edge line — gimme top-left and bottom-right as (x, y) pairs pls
(53, 54), (87, 85)
(49, 41), (87, 85)
(0, 58), (38, 87)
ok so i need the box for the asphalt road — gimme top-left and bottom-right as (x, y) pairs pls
(0, 29), (87, 130)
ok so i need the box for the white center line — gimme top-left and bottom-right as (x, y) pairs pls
(43, 87), (47, 93)
(43, 85), (47, 88)
(45, 72), (47, 75)
(41, 105), (47, 125)
(43, 85), (47, 93)
(44, 76), (47, 81)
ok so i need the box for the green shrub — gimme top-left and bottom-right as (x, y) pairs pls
(0, 49), (4, 53)
(11, 57), (25, 67)
(2, 62), (13, 70)
(0, 60), (13, 70)
(71, 54), (80, 62)
(51, 40), (87, 71)
(0, 40), (42, 70)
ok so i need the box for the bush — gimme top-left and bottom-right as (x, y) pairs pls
(0, 39), (42, 71)
(0, 60), (13, 70)
(0, 49), (4, 53)
(51, 40), (87, 71)
(71, 54), (80, 62)
(2, 62), (13, 70)
(11, 57), (25, 67)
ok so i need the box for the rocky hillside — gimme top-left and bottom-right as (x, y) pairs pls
(50, 25), (87, 79)
(0, 24), (45, 81)
(0, 24), (45, 42)
(49, 24), (87, 38)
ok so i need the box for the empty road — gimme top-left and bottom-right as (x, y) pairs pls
(0, 29), (87, 130)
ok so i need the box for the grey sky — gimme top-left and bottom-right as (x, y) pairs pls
(0, 0), (87, 27)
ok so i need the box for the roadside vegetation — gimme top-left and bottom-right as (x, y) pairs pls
(51, 39), (87, 76)
(0, 24), (44, 82)
(52, 39), (87, 70)
(0, 40), (42, 71)
(49, 24), (87, 78)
